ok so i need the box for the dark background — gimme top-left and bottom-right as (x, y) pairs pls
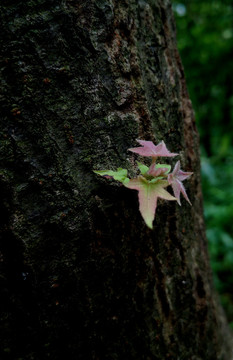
(173, 0), (233, 325)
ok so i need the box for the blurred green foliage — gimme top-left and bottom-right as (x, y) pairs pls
(173, 1), (233, 325)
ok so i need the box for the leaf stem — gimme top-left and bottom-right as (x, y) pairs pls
(151, 156), (157, 165)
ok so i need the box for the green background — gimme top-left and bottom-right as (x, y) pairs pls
(173, 0), (233, 325)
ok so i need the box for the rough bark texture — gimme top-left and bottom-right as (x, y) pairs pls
(0, 1), (232, 359)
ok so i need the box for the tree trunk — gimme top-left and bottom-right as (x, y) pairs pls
(0, 0), (232, 359)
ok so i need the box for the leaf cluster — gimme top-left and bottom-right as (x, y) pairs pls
(94, 140), (192, 229)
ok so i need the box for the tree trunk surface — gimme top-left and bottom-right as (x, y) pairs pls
(0, 1), (232, 359)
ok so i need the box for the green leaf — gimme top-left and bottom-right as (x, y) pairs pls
(155, 164), (171, 174)
(94, 168), (129, 184)
(113, 168), (128, 182)
(149, 177), (164, 183)
(137, 161), (149, 175)
(125, 176), (176, 229)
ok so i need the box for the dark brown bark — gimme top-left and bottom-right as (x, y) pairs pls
(0, 0), (232, 359)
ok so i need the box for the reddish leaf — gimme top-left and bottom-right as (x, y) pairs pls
(128, 140), (178, 158)
(147, 163), (171, 177)
(125, 176), (176, 229)
(168, 161), (193, 205)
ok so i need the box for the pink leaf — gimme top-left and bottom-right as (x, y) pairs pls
(168, 161), (193, 205)
(128, 139), (178, 158)
(125, 176), (176, 229)
(147, 164), (171, 177)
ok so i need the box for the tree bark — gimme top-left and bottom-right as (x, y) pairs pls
(0, 0), (232, 359)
